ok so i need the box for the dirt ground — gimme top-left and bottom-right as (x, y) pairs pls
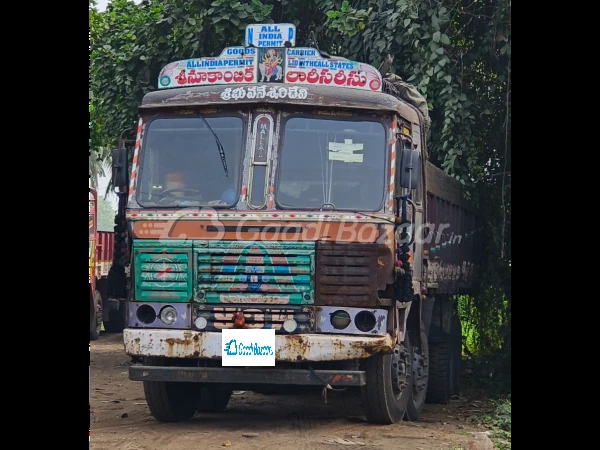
(91, 333), (488, 450)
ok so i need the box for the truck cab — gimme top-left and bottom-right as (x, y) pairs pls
(111, 23), (479, 424)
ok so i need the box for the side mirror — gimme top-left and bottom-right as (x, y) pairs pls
(111, 147), (128, 190)
(395, 149), (421, 194)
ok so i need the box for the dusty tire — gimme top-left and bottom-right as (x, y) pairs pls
(426, 313), (461, 404)
(361, 341), (411, 424)
(142, 357), (202, 422)
(404, 321), (429, 421)
(90, 290), (102, 341)
(426, 340), (451, 404)
(143, 380), (201, 422)
(196, 386), (232, 413)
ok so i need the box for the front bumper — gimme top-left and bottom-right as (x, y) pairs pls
(129, 365), (366, 386)
(123, 328), (394, 362)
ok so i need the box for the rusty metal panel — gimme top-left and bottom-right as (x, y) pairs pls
(139, 84), (420, 125)
(315, 242), (381, 307)
(425, 162), (474, 211)
(424, 167), (483, 295)
(123, 329), (394, 362)
(320, 266), (371, 276)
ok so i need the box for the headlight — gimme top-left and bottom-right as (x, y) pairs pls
(136, 304), (156, 324)
(354, 310), (377, 332)
(159, 306), (178, 325)
(330, 310), (351, 330)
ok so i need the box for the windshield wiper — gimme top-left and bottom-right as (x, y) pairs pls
(199, 115), (228, 177)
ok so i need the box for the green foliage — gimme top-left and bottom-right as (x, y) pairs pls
(320, 0), (511, 365)
(472, 399), (511, 450)
(89, 0), (273, 150)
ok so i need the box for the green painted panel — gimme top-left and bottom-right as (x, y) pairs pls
(192, 240), (315, 305)
(197, 264), (311, 274)
(140, 272), (189, 282)
(135, 240), (192, 248)
(194, 240), (315, 253)
(133, 240), (193, 303)
(140, 263), (187, 272)
(197, 283), (312, 293)
(139, 253), (188, 262)
(198, 274), (311, 284)
(197, 255), (310, 265)
(139, 281), (189, 290)
(137, 290), (191, 302)
(203, 292), (311, 304)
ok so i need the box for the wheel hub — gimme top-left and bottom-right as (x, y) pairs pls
(391, 343), (411, 396)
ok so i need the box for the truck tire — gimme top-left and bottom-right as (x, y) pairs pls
(426, 313), (461, 403)
(143, 380), (201, 422)
(425, 340), (450, 404)
(196, 386), (232, 413)
(142, 357), (201, 422)
(404, 321), (429, 421)
(90, 290), (102, 341)
(361, 340), (411, 424)
(104, 303), (126, 333)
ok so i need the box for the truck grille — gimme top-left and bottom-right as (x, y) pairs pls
(133, 240), (193, 302)
(315, 242), (381, 308)
(195, 305), (315, 333)
(195, 240), (315, 305)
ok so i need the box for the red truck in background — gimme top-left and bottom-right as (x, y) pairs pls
(90, 188), (126, 340)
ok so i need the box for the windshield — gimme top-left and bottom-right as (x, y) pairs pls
(137, 116), (244, 207)
(276, 116), (386, 211)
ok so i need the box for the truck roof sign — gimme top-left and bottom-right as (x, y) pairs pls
(245, 23), (296, 48)
(157, 24), (382, 93)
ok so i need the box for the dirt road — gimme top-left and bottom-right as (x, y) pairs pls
(91, 333), (487, 450)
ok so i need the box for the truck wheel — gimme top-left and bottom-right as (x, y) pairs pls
(143, 380), (201, 422)
(142, 357), (201, 422)
(361, 341), (411, 424)
(425, 340), (450, 404)
(90, 290), (102, 341)
(196, 386), (232, 412)
(426, 313), (461, 404)
(404, 321), (429, 421)
(104, 303), (126, 333)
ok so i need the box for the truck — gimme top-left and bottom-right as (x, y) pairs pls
(109, 23), (482, 424)
(90, 188), (128, 338)
(89, 188), (114, 340)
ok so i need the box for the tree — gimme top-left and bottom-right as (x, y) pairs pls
(97, 196), (116, 231)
